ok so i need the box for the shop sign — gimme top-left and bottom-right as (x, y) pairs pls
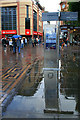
(25, 29), (31, 35)
(38, 32), (43, 36)
(33, 31), (37, 35)
(2, 30), (17, 34)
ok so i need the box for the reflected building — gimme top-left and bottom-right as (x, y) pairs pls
(17, 59), (43, 96)
(60, 47), (80, 114)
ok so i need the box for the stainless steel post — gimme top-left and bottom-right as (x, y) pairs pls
(44, 24), (59, 111)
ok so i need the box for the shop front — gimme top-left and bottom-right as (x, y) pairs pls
(1, 30), (17, 38)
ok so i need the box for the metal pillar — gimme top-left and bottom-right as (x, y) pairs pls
(43, 24), (59, 111)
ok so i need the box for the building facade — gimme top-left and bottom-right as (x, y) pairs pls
(0, 0), (44, 41)
(60, 0), (80, 42)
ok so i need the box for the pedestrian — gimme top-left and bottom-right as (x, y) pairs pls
(23, 38), (25, 46)
(12, 38), (16, 53)
(2, 38), (6, 50)
(21, 38), (24, 48)
(6, 38), (9, 45)
(9, 39), (13, 51)
(32, 38), (34, 47)
(61, 40), (65, 49)
(38, 38), (40, 44)
(36, 38), (38, 44)
(39, 38), (41, 44)
(34, 38), (37, 46)
(25, 38), (27, 46)
(27, 38), (29, 43)
(17, 37), (21, 54)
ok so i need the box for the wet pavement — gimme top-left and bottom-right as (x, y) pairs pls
(60, 45), (80, 116)
(0, 43), (80, 119)
(0, 44), (44, 109)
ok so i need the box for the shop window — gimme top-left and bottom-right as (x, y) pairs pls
(33, 10), (37, 31)
(25, 18), (30, 29)
(1, 7), (16, 30)
(26, 5), (29, 18)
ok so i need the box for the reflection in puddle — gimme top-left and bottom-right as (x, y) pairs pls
(2, 46), (80, 118)
(17, 60), (43, 96)
(60, 47), (80, 115)
(3, 60), (45, 117)
(3, 79), (45, 118)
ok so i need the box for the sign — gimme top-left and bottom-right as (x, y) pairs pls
(61, 30), (68, 32)
(45, 26), (56, 49)
(2, 30), (17, 34)
(38, 32), (43, 36)
(42, 12), (78, 21)
(42, 12), (59, 21)
(25, 29), (31, 35)
(60, 12), (78, 21)
(44, 24), (58, 68)
(33, 31), (37, 35)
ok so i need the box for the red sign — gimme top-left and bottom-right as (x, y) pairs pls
(25, 29), (31, 35)
(2, 30), (17, 34)
(33, 31), (37, 35)
(38, 32), (43, 36)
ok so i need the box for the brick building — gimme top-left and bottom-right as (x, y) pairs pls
(0, 0), (44, 41)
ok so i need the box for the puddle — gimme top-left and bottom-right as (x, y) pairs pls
(2, 46), (80, 118)
(3, 79), (45, 118)
(60, 47), (80, 115)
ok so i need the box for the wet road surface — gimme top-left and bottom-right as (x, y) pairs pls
(60, 45), (80, 116)
(1, 44), (44, 108)
(1, 44), (80, 119)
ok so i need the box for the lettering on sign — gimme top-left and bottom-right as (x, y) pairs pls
(42, 12), (59, 21)
(60, 12), (78, 21)
(42, 12), (78, 21)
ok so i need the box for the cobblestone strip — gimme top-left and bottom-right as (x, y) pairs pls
(1, 57), (39, 104)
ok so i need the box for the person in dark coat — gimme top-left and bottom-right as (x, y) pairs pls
(32, 38), (34, 47)
(34, 38), (37, 46)
(2, 38), (6, 50)
(2, 38), (6, 47)
(12, 38), (16, 53)
(17, 37), (21, 54)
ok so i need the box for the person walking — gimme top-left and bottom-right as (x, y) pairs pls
(34, 38), (37, 46)
(12, 38), (16, 53)
(21, 38), (24, 48)
(2, 38), (6, 47)
(36, 38), (38, 44)
(9, 39), (13, 51)
(32, 38), (34, 47)
(25, 38), (27, 46)
(17, 37), (21, 54)
(23, 38), (25, 46)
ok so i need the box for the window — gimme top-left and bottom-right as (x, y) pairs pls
(26, 5), (29, 18)
(1, 7), (16, 30)
(25, 18), (30, 29)
(33, 10), (37, 31)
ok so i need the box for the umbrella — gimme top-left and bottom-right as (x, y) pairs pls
(12, 35), (22, 38)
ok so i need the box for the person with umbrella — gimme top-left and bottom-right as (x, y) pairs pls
(17, 37), (21, 54)
(12, 35), (22, 39)
(12, 35), (22, 53)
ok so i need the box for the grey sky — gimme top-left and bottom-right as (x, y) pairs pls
(40, 0), (61, 12)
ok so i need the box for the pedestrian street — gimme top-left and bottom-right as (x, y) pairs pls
(0, 44), (44, 106)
